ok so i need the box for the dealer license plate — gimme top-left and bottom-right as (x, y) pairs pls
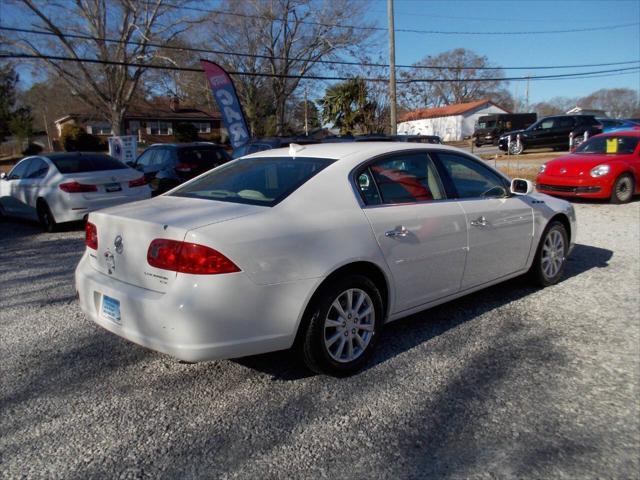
(105, 183), (122, 193)
(101, 295), (121, 324)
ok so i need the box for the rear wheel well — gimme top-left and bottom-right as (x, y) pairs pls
(293, 262), (390, 345)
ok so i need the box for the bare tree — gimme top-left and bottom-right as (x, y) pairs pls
(399, 48), (509, 109)
(199, 0), (378, 135)
(11, 0), (195, 134)
(579, 88), (640, 118)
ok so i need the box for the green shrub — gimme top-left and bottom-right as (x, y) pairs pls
(60, 124), (106, 152)
(173, 123), (199, 142)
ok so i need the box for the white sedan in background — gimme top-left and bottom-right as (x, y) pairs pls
(75, 142), (576, 376)
(0, 152), (151, 231)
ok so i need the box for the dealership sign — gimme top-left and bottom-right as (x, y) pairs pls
(200, 59), (250, 149)
(108, 136), (137, 165)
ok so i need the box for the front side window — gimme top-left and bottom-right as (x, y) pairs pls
(25, 158), (49, 179)
(435, 153), (508, 199)
(361, 153), (445, 205)
(536, 119), (556, 130)
(7, 159), (32, 180)
(177, 147), (230, 167)
(172, 156), (334, 206)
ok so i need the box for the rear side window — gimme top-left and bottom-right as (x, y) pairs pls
(557, 117), (575, 129)
(361, 152), (445, 205)
(172, 156), (334, 206)
(25, 158), (49, 179)
(51, 154), (128, 174)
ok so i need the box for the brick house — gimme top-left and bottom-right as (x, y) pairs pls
(54, 97), (224, 145)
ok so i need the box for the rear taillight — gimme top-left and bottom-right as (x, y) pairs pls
(128, 176), (148, 187)
(147, 239), (240, 275)
(59, 181), (98, 193)
(85, 222), (98, 250)
(175, 162), (198, 172)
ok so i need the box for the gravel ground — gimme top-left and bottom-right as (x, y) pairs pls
(1, 201), (639, 479)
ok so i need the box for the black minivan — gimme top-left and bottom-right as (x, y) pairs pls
(132, 143), (231, 195)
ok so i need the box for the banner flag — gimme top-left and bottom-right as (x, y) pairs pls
(200, 60), (250, 149)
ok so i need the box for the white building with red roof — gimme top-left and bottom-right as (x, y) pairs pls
(397, 99), (509, 142)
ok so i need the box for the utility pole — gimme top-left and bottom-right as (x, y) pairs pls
(387, 0), (397, 135)
(42, 111), (53, 151)
(304, 85), (309, 136)
(524, 74), (530, 112)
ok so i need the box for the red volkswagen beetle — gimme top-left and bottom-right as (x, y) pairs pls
(536, 130), (640, 203)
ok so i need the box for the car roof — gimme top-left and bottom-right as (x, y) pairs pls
(596, 129), (640, 138)
(244, 141), (468, 163)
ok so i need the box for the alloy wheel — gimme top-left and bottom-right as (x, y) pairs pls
(323, 288), (375, 363)
(615, 176), (633, 202)
(541, 229), (565, 279)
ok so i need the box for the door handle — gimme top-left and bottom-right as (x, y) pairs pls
(470, 216), (488, 227)
(385, 226), (409, 238)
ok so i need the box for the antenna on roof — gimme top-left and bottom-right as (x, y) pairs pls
(289, 143), (305, 158)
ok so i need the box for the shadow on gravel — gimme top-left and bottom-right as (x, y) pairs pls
(235, 243), (613, 381)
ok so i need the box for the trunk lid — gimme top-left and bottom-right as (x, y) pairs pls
(87, 196), (265, 292)
(62, 168), (144, 200)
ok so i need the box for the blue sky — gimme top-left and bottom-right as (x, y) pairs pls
(3, 0), (639, 105)
(366, 0), (640, 103)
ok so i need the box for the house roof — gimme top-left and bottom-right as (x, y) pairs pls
(54, 98), (221, 124)
(399, 99), (508, 122)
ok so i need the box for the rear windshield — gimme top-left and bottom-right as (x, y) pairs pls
(51, 154), (128, 173)
(177, 147), (230, 164)
(575, 136), (639, 155)
(171, 156), (334, 206)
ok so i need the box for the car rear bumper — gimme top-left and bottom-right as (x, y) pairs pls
(535, 174), (611, 198)
(74, 252), (317, 362)
(53, 187), (152, 223)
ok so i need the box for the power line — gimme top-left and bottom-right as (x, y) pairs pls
(156, 1), (640, 35)
(1, 52), (638, 83)
(3, 25), (640, 72)
(32, 0), (640, 36)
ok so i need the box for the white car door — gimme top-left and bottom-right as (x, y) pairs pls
(356, 151), (468, 313)
(0, 158), (33, 217)
(433, 151), (534, 289)
(20, 157), (50, 214)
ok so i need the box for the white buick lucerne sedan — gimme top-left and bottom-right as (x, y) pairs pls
(0, 152), (151, 231)
(75, 142), (576, 375)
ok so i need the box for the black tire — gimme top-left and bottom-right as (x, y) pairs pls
(154, 179), (177, 196)
(610, 173), (634, 204)
(37, 200), (58, 233)
(508, 141), (524, 155)
(529, 220), (568, 287)
(474, 141), (482, 148)
(300, 274), (383, 376)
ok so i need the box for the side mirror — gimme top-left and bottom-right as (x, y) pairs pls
(511, 178), (534, 195)
(0, 172), (6, 180)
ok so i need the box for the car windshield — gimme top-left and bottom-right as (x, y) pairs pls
(575, 136), (639, 155)
(171, 156), (334, 206)
(50, 154), (128, 173)
(477, 120), (496, 129)
(177, 147), (229, 164)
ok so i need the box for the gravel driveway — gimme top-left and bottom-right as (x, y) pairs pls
(1, 201), (639, 479)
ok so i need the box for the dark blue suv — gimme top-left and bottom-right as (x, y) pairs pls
(132, 143), (231, 195)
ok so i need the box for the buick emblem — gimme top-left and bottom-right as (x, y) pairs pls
(559, 168), (567, 174)
(114, 235), (124, 254)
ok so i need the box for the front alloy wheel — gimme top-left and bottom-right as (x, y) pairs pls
(530, 221), (568, 287)
(611, 174), (634, 204)
(301, 275), (382, 376)
(508, 140), (523, 155)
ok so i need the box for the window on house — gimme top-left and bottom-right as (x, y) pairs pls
(191, 122), (211, 134)
(87, 123), (113, 135)
(129, 121), (141, 134)
(147, 121), (172, 135)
